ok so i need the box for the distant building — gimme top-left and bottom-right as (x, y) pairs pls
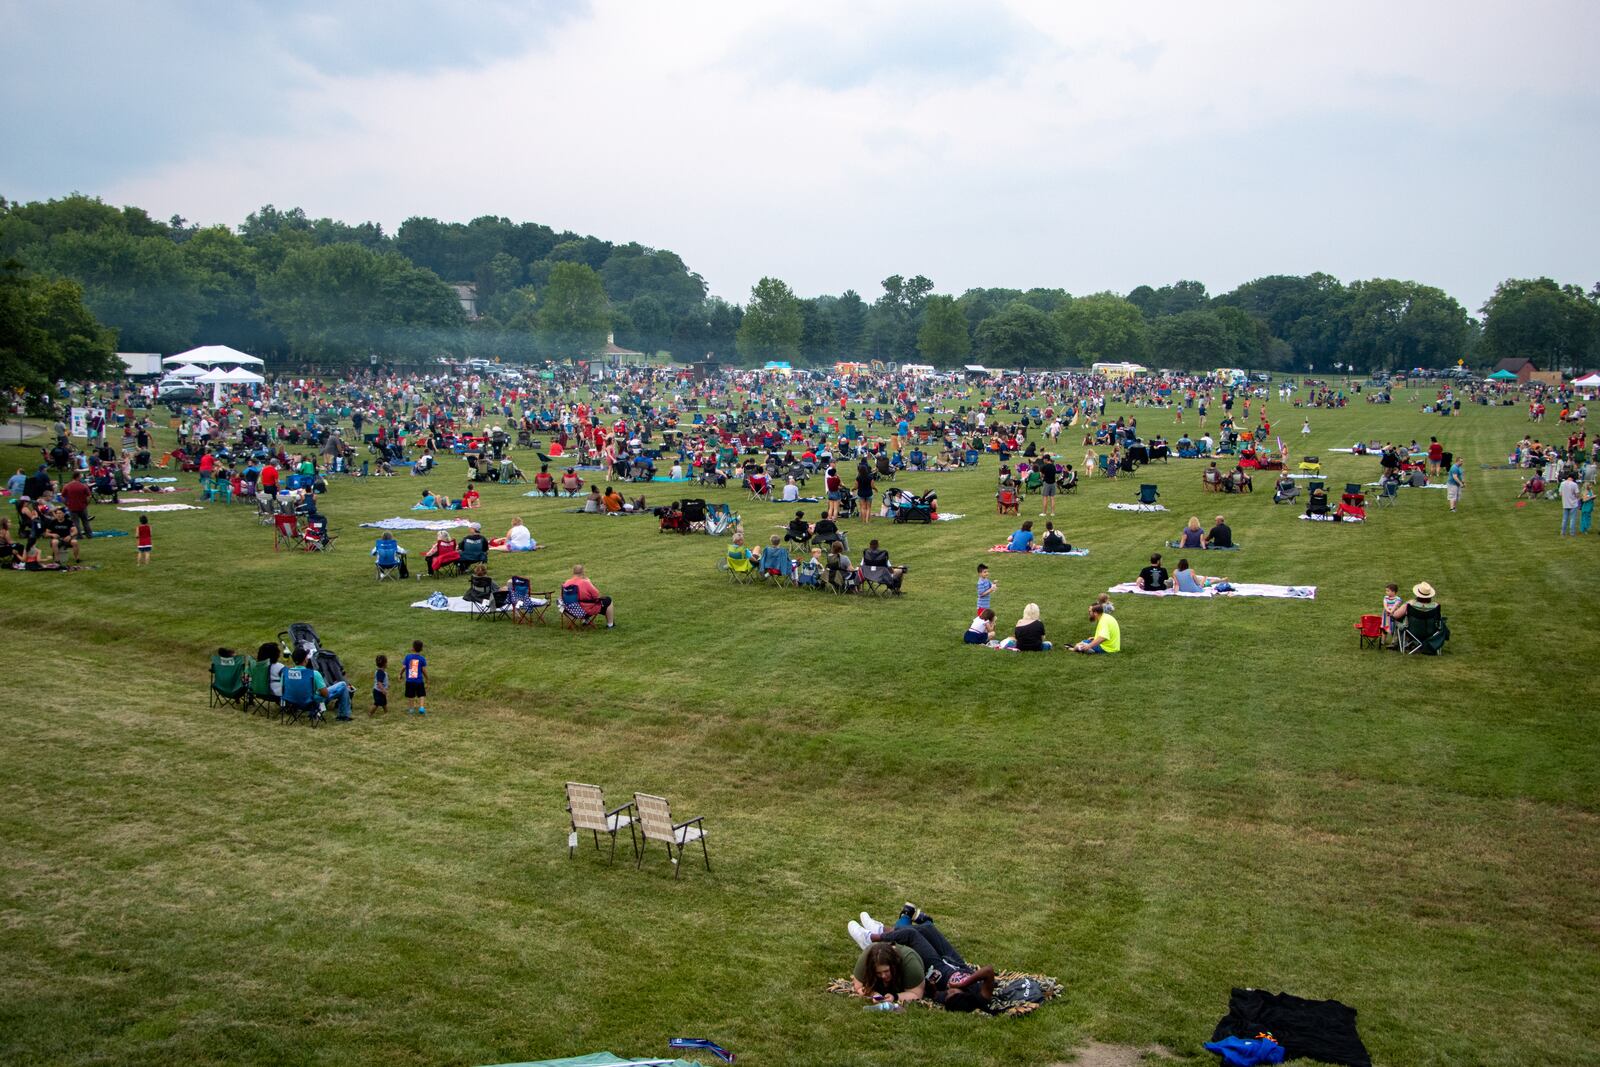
(451, 283), (479, 321)
(1490, 357), (1534, 382)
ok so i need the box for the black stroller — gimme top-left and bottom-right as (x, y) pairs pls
(277, 622), (348, 685)
(885, 487), (938, 524)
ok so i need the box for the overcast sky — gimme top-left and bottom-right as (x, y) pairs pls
(3, 0), (1596, 311)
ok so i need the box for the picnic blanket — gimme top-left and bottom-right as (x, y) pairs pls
(136, 476), (178, 483)
(1285, 472), (1326, 480)
(412, 594), (547, 614)
(89, 530), (129, 538)
(825, 971), (1061, 1017)
(1107, 503), (1167, 512)
(935, 512), (965, 521)
(1108, 581), (1316, 600)
(488, 543), (544, 552)
(988, 543), (1089, 556)
(1365, 481), (1445, 490)
(1299, 513), (1362, 523)
(117, 503), (202, 512)
(361, 517), (477, 532)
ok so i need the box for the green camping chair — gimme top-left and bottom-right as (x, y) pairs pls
(244, 655), (277, 714)
(209, 653), (252, 711)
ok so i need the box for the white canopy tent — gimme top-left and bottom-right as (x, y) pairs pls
(1572, 373), (1600, 390)
(164, 345), (265, 367)
(196, 365), (265, 404)
(166, 363), (208, 379)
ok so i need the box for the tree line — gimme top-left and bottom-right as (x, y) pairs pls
(2, 194), (1596, 375)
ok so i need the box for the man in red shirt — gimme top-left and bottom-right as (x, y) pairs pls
(61, 471), (93, 537)
(260, 462), (279, 494)
(562, 564), (615, 628)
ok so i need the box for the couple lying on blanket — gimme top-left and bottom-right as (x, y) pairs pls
(848, 904), (997, 1012)
(1137, 552), (1232, 594)
(1004, 520), (1073, 553)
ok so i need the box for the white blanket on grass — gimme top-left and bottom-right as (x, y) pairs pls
(362, 517), (476, 532)
(411, 595), (547, 614)
(1108, 581), (1316, 600)
(1108, 503), (1167, 512)
(1366, 481), (1446, 490)
(935, 512), (965, 521)
(117, 503), (202, 512)
(1299, 513), (1363, 523)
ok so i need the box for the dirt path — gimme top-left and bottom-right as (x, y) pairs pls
(1051, 1041), (1180, 1067)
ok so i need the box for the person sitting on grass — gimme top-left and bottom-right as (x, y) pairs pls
(1204, 514), (1233, 549)
(1038, 522), (1071, 553)
(581, 484), (603, 513)
(503, 516), (535, 551)
(1074, 602), (1121, 654)
(848, 906), (998, 1012)
(1006, 520), (1036, 552)
(1173, 557), (1231, 593)
(602, 485), (625, 513)
(963, 607), (997, 645)
(563, 563), (616, 628)
(1137, 552), (1169, 591)
(998, 603), (1051, 651)
(458, 485), (480, 509)
(1177, 516), (1205, 549)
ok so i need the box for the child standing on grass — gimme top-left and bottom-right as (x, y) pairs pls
(371, 654), (388, 716)
(135, 515), (152, 565)
(1381, 583), (1402, 647)
(976, 564), (996, 614)
(402, 640), (427, 715)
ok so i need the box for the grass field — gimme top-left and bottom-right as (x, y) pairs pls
(2, 395), (1597, 1067)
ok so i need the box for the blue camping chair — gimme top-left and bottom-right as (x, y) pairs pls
(1137, 484), (1160, 505)
(279, 664), (323, 725)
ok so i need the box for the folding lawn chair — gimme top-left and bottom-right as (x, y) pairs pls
(1137, 484), (1160, 505)
(560, 585), (599, 630)
(1398, 605), (1449, 655)
(209, 653), (252, 710)
(507, 576), (551, 625)
(244, 656), (276, 714)
(859, 564), (899, 596)
(566, 782), (637, 863)
(996, 489), (1020, 516)
(272, 513), (300, 551)
(632, 792), (709, 880)
(1298, 456), (1322, 475)
(723, 546), (756, 584)
(278, 663), (323, 725)
(1376, 480), (1400, 507)
(1354, 614), (1384, 650)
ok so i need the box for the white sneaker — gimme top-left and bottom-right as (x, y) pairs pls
(860, 911), (885, 936)
(847, 920), (870, 950)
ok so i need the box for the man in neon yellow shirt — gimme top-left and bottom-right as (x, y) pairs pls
(1074, 603), (1120, 654)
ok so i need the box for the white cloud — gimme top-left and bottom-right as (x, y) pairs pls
(98, 0), (1600, 306)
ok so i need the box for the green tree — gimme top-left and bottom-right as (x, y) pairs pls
(30, 228), (207, 352)
(1054, 293), (1148, 363)
(832, 290), (868, 358)
(799, 298), (837, 365)
(1478, 278), (1599, 374)
(1339, 279), (1474, 373)
(974, 301), (1064, 367)
(1214, 273), (1349, 371)
(867, 274), (934, 360)
(736, 277), (803, 363)
(536, 262), (611, 359)
(1148, 309), (1232, 371)
(916, 294), (970, 366)
(617, 294), (671, 354)
(260, 244), (464, 360)
(0, 261), (117, 407)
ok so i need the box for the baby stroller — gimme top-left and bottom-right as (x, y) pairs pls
(886, 487), (938, 524)
(1337, 483), (1367, 521)
(279, 622), (323, 657)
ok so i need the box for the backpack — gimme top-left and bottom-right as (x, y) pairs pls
(984, 976), (1047, 1016)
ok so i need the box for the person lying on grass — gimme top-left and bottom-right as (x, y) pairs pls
(1173, 558), (1231, 593)
(848, 905), (997, 1012)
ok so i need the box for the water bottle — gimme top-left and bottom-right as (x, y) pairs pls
(863, 1000), (901, 1012)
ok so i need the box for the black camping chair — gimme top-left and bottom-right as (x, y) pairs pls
(1398, 604), (1449, 655)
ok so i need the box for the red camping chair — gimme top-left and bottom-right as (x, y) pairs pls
(996, 489), (1020, 516)
(1355, 614), (1384, 650)
(272, 513), (300, 552)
